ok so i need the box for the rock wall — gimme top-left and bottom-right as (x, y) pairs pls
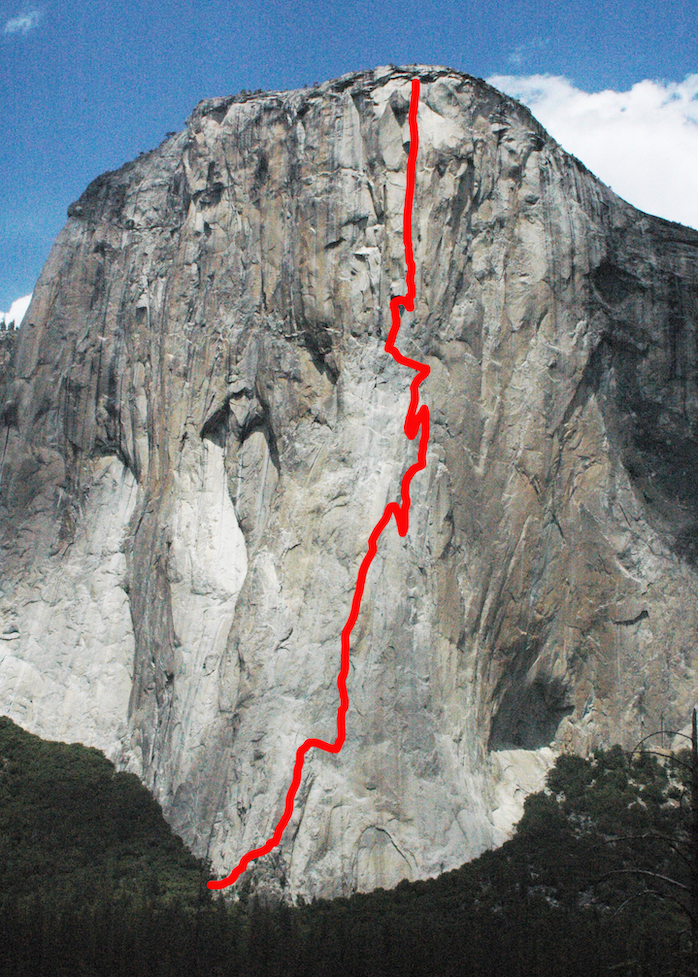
(2, 64), (698, 899)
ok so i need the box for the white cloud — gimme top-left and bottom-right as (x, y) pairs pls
(3, 9), (42, 36)
(487, 73), (698, 230)
(1, 294), (32, 329)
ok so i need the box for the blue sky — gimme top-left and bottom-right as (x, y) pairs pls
(1, 0), (697, 310)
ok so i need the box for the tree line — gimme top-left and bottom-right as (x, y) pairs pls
(2, 714), (697, 976)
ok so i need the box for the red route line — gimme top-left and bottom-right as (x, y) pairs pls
(208, 76), (427, 891)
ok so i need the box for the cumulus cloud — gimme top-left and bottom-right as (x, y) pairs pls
(1, 294), (32, 329)
(487, 73), (698, 230)
(3, 9), (42, 35)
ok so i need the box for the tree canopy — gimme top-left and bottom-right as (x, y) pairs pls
(2, 715), (696, 976)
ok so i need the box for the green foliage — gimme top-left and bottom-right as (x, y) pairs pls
(0, 715), (208, 911)
(516, 744), (692, 943)
(1, 718), (694, 976)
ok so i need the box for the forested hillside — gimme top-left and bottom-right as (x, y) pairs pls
(1, 717), (693, 975)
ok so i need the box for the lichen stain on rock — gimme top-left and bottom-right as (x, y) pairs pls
(2, 64), (698, 900)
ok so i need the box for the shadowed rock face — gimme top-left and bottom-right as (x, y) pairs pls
(2, 64), (698, 900)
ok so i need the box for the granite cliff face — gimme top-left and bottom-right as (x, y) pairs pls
(2, 64), (698, 899)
